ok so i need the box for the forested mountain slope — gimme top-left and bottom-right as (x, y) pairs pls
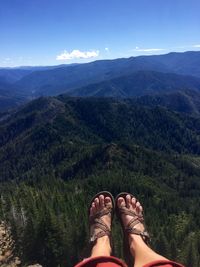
(68, 71), (200, 97)
(0, 68), (32, 83)
(0, 97), (200, 266)
(1, 96), (200, 168)
(135, 89), (200, 115)
(0, 78), (28, 112)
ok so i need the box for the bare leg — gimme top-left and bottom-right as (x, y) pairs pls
(91, 235), (111, 257)
(90, 195), (112, 257)
(117, 195), (168, 267)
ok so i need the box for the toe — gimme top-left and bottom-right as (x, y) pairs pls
(105, 197), (113, 211)
(117, 197), (126, 208)
(131, 197), (136, 208)
(139, 206), (143, 216)
(91, 202), (96, 214)
(94, 197), (99, 210)
(105, 196), (112, 208)
(126, 194), (131, 208)
(99, 194), (105, 208)
(139, 204), (143, 211)
(136, 202), (141, 213)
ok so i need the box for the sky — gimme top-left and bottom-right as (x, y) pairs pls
(0, 0), (200, 67)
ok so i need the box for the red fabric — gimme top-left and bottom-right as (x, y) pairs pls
(74, 256), (127, 267)
(143, 259), (185, 267)
(74, 256), (185, 267)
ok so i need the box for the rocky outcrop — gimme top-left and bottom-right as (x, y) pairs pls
(0, 221), (21, 267)
(0, 221), (43, 267)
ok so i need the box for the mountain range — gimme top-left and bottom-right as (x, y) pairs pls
(1, 51), (200, 112)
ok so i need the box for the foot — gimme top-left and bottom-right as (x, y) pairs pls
(89, 194), (113, 257)
(117, 194), (168, 267)
(117, 194), (146, 243)
(90, 194), (112, 238)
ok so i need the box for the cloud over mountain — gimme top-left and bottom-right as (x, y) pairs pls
(56, 49), (99, 60)
(134, 47), (165, 52)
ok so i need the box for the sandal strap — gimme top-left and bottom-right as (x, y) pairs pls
(89, 208), (112, 243)
(90, 217), (111, 242)
(126, 217), (141, 230)
(118, 206), (150, 243)
(127, 227), (150, 241)
(118, 207), (143, 219)
(90, 207), (112, 221)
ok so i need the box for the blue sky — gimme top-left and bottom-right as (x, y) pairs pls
(0, 0), (200, 67)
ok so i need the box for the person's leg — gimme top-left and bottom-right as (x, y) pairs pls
(117, 195), (168, 267)
(90, 194), (112, 257)
(74, 193), (127, 267)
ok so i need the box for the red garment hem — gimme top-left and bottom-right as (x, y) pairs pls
(143, 259), (185, 267)
(74, 256), (185, 267)
(74, 255), (127, 267)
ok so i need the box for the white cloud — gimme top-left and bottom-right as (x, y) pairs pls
(193, 44), (200, 48)
(134, 47), (165, 52)
(56, 49), (99, 60)
(105, 47), (109, 52)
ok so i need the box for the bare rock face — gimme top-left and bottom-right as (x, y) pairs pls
(0, 221), (43, 267)
(0, 221), (21, 267)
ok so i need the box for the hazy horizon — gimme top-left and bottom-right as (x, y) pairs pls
(1, 49), (200, 69)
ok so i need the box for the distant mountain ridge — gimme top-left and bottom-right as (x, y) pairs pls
(1, 51), (200, 112)
(14, 51), (200, 97)
(0, 64), (77, 83)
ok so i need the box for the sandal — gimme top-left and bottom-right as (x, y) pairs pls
(115, 192), (150, 266)
(89, 191), (115, 243)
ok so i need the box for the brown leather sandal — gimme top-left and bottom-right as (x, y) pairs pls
(89, 191), (115, 243)
(115, 192), (150, 266)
